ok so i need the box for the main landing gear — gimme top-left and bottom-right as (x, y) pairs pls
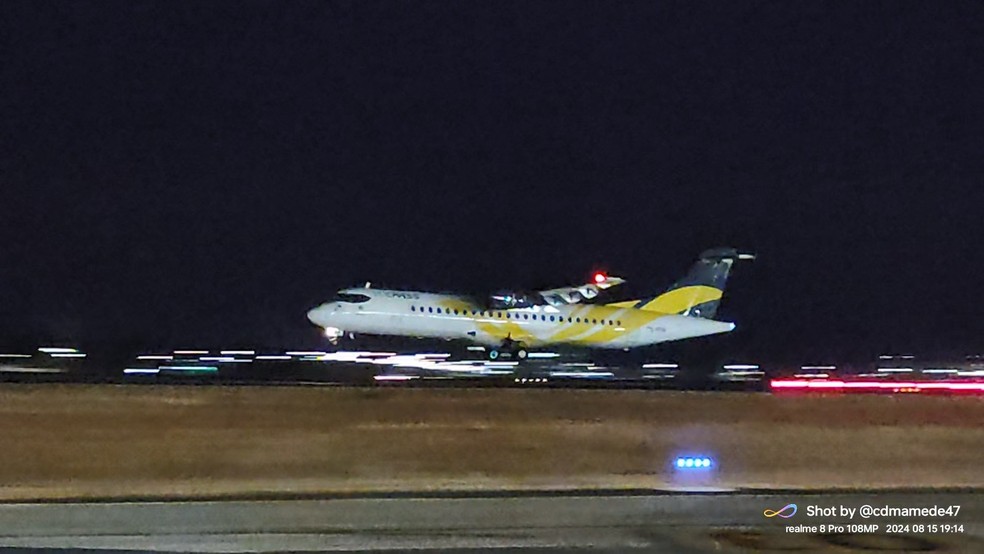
(488, 338), (528, 361)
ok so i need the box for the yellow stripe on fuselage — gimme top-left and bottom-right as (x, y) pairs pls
(573, 305), (664, 345)
(435, 299), (670, 347)
(605, 300), (639, 308)
(635, 285), (722, 313)
(546, 306), (595, 342)
(438, 300), (539, 343)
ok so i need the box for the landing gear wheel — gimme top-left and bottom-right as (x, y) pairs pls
(490, 339), (529, 361)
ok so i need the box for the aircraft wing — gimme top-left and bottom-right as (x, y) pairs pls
(535, 274), (626, 306)
(487, 273), (625, 309)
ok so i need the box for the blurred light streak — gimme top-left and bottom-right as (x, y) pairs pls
(373, 374), (418, 381)
(771, 379), (984, 393)
(160, 365), (219, 372)
(548, 371), (615, 378)
(0, 366), (66, 373)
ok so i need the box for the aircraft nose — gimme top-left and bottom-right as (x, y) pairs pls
(306, 304), (333, 325)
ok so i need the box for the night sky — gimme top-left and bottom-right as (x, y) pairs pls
(2, 1), (983, 362)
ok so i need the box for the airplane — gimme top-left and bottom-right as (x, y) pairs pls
(306, 248), (754, 360)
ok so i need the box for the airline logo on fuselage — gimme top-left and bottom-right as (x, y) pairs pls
(382, 291), (421, 300)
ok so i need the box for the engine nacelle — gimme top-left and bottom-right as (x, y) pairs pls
(488, 291), (543, 310)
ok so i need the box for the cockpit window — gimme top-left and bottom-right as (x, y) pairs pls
(333, 293), (371, 303)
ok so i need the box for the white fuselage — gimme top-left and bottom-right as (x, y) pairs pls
(307, 288), (734, 349)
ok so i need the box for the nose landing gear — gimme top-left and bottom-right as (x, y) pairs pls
(323, 326), (344, 345)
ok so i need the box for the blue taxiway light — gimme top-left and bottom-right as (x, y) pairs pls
(675, 456), (713, 469)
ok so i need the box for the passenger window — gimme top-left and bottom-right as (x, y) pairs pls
(523, 314), (529, 320)
(428, 307), (433, 313)
(575, 318), (581, 323)
(411, 306), (415, 312)
(616, 320), (621, 326)
(549, 316), (555, 321)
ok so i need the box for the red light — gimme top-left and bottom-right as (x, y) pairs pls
(770, 379), (984, 394)
(593, 272), (606, 284)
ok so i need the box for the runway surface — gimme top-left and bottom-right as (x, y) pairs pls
(1, 383), (981, 551)
(0, 490), (981, 552)
(8, 344), (984, 395)
(1, 342), (770, 391)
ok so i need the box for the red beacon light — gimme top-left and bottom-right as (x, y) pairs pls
(593, 272), (606, 284)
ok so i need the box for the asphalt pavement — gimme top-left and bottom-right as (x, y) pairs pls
(0, 489), (981, 552)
